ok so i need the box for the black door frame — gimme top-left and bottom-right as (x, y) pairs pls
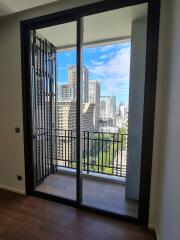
(21, 0), (160, 226)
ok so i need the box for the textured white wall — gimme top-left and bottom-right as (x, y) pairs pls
(149, 0), (180, 239)
(126, 18), (147, 200)
(0, 18), (25, 193)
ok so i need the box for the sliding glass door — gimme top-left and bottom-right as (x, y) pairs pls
(23, 0), (156, 224)
(81, 4), (148, 218)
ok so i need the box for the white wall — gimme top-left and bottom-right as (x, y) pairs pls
(126, 18), (147, 200)
(0, 0), (101, 194)
(149, 0), (180, 239)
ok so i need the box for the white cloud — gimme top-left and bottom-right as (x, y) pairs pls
(88, 44), (131, 97)
(89, 46), (130, 82)
(90, 60), (104, 66)
(99, 54), (108, 59)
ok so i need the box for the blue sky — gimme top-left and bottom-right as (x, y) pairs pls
(57, 42), (130, 105)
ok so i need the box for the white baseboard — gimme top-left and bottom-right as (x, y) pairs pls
(148, 224), (159, 240)
(149, 224), (156, 230)
(0, 184), (26, 195)
(156, 232), (160, 240)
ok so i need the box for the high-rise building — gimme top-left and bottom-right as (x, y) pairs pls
(57, 84), (76, 101)
(56, 101), (95, 163)
(119, 102), (128, 117)
(56, 101), (76, 163)
(82, 103), (95, 132)
(68, 65), (89, 102)
(116, 102), (128, 129)
(56, 101), (76, 131)
(100, 96), (116, 128)
(89, 80), (100, 130)
(110, 96), (116, 117)
(56, 65), (96, 163)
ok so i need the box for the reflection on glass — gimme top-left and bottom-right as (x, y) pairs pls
(81, 3), (148, 217)
(33, 21), (77, 200)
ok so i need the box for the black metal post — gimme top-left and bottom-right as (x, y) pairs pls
(87, 131), (90, 174)
(76, 17), (83, 204)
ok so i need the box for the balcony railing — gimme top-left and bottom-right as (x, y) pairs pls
(54, 129), (127, 177)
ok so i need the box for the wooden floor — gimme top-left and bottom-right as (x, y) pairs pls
(36, 172), (138, 217)
(0, 189), (156, 240)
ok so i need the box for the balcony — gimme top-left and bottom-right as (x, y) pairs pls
(35, 129), (138, 217)
(54, 129), (127, 178)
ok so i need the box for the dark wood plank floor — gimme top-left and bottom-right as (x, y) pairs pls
(0, 189), (156, 240)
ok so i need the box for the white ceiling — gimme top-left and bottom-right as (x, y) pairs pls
(0, 0), (58, 17)
(37, 3), (148, 49)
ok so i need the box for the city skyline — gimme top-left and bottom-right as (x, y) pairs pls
(57, 42), (130, 106)
(57, 81), (128, 131)
(57, 65), (128, 134)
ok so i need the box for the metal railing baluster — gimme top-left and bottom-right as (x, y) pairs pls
(52, 129), (127, 178)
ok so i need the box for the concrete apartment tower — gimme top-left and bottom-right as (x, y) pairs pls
(89, 80), (100, 130)
(100, 96), (116, 128)
(68, 65), (89, 103)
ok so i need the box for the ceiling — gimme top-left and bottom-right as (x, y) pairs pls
(37, 3), (148, 50)
(0, 0), (58, 17)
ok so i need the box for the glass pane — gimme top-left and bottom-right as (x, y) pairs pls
(32, 21), (77, 201)
(82, 3), (148, 217)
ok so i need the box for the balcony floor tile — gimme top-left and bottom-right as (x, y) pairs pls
(36, 172), (138, 217)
